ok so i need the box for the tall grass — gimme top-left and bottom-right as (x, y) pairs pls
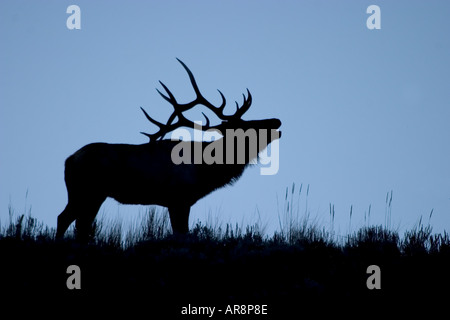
(1, 192), (449, 255)
(2, 190), (449, 313)
(2, 199), (449, 310)
(1, 206), (56, 240)
(276, 183), (331, 245)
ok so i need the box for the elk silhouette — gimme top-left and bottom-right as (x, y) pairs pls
(56, 59), (281, 240)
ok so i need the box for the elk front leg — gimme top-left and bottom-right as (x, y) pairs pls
(168, 205), (190, 234)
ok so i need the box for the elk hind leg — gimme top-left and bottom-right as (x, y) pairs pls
(74, 197), (105, 242)
(56, 203), (78, 239)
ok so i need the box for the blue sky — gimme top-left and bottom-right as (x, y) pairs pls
(1, 1), (449, 236)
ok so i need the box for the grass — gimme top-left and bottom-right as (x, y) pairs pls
(1, 197), (450, 314)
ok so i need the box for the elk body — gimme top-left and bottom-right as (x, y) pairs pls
(56, 59), (281, 239)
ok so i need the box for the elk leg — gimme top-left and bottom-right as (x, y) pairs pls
(168, 205), (190, 234)
(56, 203), (78, 239)
(74, 197), (105, 242)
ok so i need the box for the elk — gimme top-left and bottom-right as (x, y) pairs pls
(56, 59), (281, 240)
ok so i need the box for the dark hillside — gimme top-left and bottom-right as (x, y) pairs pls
(1, 212), (449, 316)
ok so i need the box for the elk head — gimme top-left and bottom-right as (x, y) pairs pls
(140, 58), (281, 167)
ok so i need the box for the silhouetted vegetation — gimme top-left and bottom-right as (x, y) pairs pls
(1, 202), (449, 316)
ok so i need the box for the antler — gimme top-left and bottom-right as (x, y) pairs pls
(140, 106), (219, 142)
(140, 58), (252, 142)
